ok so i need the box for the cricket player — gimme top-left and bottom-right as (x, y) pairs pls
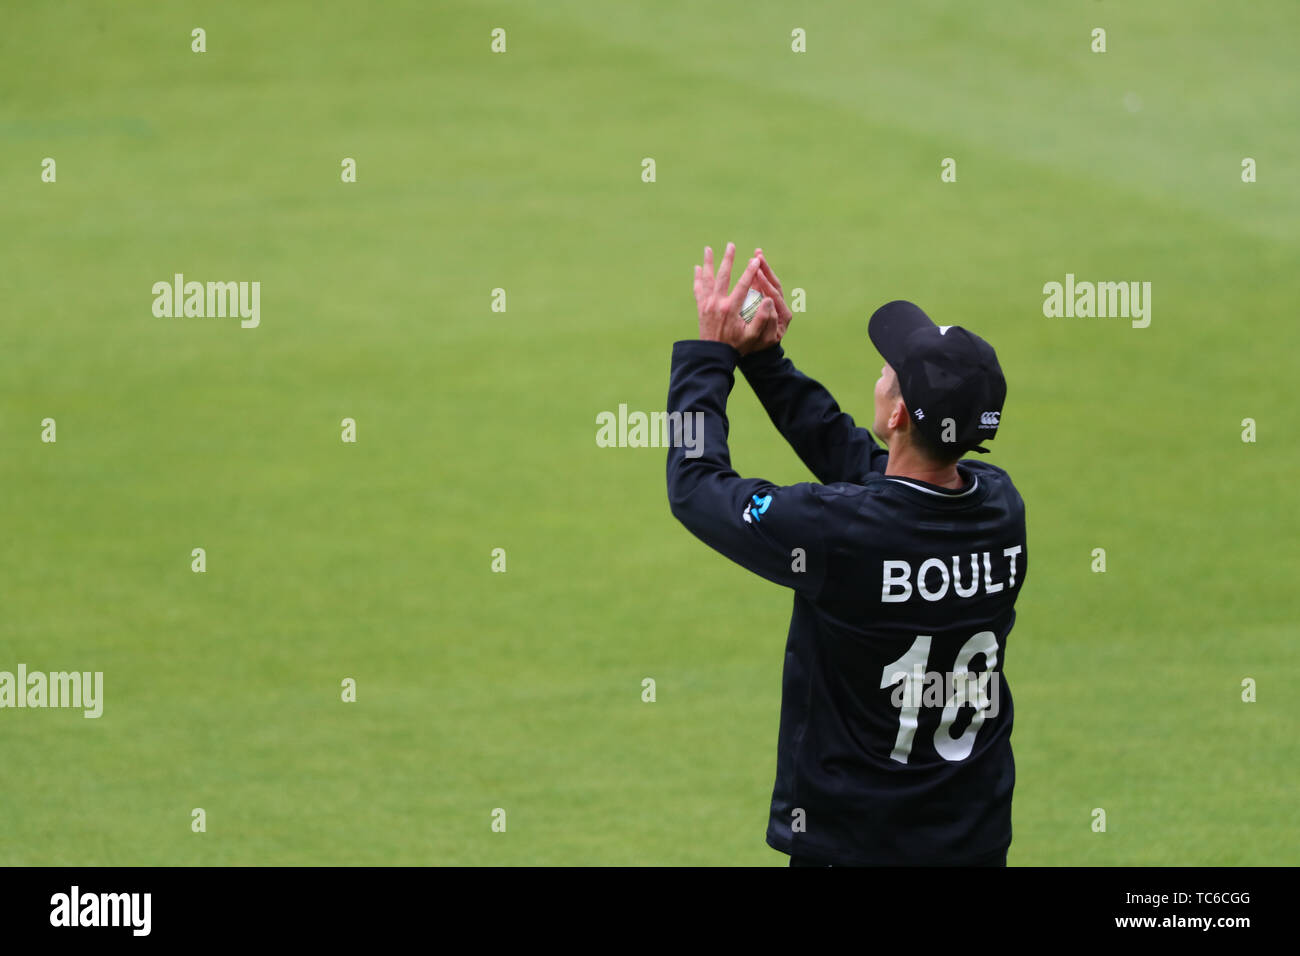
(666, 243), (1027, 866)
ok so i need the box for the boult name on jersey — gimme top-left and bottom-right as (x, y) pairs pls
(881, 546), (1023, 603)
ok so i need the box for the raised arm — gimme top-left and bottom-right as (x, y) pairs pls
(666, 340), (827, 598)
(664, 243), (827, 596)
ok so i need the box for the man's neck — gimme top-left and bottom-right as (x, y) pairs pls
(884, 441), (964, 489)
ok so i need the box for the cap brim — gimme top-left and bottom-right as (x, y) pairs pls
(868, 300), (936, 367)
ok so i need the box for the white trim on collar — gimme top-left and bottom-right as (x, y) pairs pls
(883, 475), (981, 498)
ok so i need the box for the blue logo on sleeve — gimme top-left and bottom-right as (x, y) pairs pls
(742, 493), (773, 524)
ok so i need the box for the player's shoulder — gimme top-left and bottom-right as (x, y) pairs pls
(810, 478), (889, 503)
(766, 480), (875, 510)
(960, 458), (1025, 506)
(960, 457), (1012, 482)
(792, 478), (905, 524)
(761, 480), (887, 522)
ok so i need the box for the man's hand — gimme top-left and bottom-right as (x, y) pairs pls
(750, 247), (793, 343)
(693, 242), (783, 356)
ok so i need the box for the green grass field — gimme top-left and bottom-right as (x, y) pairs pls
(2, 1), (1297, 865)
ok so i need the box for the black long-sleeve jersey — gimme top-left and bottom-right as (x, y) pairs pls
(666, 339), (1028, 865)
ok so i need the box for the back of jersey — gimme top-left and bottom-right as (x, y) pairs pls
(769, 459), (1028, 864)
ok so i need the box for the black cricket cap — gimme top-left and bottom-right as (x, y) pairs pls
(867, 300), (1006, 455)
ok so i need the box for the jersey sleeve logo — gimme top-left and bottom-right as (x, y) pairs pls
(742, 493), (773, 524)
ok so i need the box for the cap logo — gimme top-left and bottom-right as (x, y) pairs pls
(938, 325), (952, 335)
(979, 411), (1001, 427)
(914, 408), (925, 420)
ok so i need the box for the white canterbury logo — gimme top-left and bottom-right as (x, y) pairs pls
(979, 411), (1000, 427)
